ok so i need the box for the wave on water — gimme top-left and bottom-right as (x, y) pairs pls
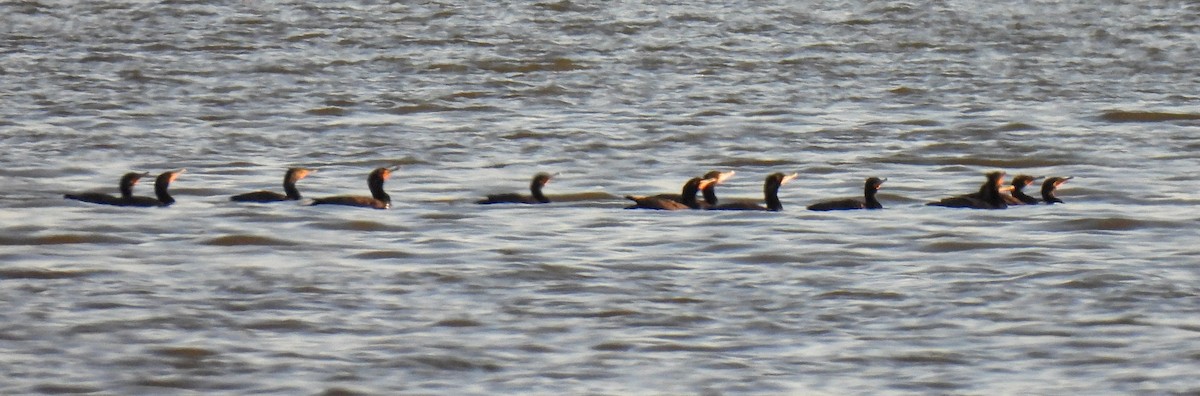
(1100, 110), (1200, 123)
(1039, 217), (1184, 232)
(0, 267), (111, 279)
(0, 234), (138, 246)
(202, 235), (297, 246)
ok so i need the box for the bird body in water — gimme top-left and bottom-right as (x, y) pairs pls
(64, 172), (150, 206)
(653, 170), (735, 209)
(708, 172), (798, 211)
(311, 166), (398, 209)
(927, 171), (1008, 209)
(807, 177), (886, 211)
(1041, 176), (1072, 204)
(231, 168), (315, 202)
(626, 177), (718, 210)
(123, 169), (186, 207)
(1003, 175), (1041, 205)
(477, 172), (555, 204)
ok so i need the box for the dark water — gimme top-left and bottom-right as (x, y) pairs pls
(2, 1), (1199, 394)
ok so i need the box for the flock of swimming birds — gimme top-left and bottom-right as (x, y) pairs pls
(62, 166), (1073, 211)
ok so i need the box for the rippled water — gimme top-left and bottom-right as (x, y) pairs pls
(3, 1), (1200, 394)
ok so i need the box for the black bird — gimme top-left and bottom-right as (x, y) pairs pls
(807, 177), (886, 211)
(626, 177), (718, 210)
(124, 169), (186, 207)
(311, 166), (398, 209)
(708, 172), (798, 211)
(477, 172), (556, 204)
(653, 170), (735, 208)
(1004, 174), (1041, 205)
(1041, 176), (1072, 204)
(231, 167), (316, 202)
(64, 172), (150, 206)
(927, 171), (1008, 209)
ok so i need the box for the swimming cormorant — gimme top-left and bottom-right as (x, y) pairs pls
(124, 169), (186, 207)
(708, 172), (798, 211)
(310, 166), (398, 209)
(807, 177), (886, 211)
(626, 177), (717, 210)
(476, 172), (555, 204)
(231, 167), (315, 202)
(1041, 176), (1072, 204)
(1004, 174), (1041, 205)
(64, 172), (149, 206)
(926, 171), (1008, 209)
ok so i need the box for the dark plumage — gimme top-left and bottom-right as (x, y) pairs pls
(123, 169), (186, 207)
(1041, 176), (1072, 204)
(626, 177), (717, 210)
(477, 172), (555, 204)
(708, 172), (798, 211)
(807, 177), (886, 211)
(653, 170), (735, 209)
(64, 172), (150, 206)
(1004, 174), (1041, 205)
(311, 166), (397, 209)
(927, 171), (1008, 209)
(231, 167), (315, 202)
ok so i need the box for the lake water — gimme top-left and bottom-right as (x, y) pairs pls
(2, 1), (1199, 394)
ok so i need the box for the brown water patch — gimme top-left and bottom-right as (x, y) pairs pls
(900, 119), (942, 126)
(1101, 110), (1200, 123)
(152, 346), (219, 359)
(0, 268), (108, 280)
(592, 341), (635, 351)
(409, 355), (502, 372)
(318, 387), (371, 396)
(0, 234), (137, 245)
(641, 342), (735, 352)
(131, 377), (200, 389)
(305, 107), (347, 116)
(32, 384), (105, 394)
(1044, 217), (1178, 232)
(889, 86), (922, 95)
(476, 57), (585, 73)
(242, 319), (314, 331)
(998, 122), (1039, 131)
(888, 351), (969, 365)
(580, 309), (639, 318)
(920, 240), (1012, 252)
(816, 289), (906, 300)
(351, 250), (417, 259)
(310, 220), (402, 232)
(386, 103), (454, 114)
(434, 318), (483, 327)
(649, 297), (704, 304)
(203, 235), (296, 246)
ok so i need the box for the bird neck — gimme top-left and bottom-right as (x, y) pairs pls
(979, 181), (1002, 206)
(680, 180), (702, 209)
(120, 183), (135, 199)
(530, 182), (549, 203)
(1042, 190), (1062, 204)
(1013, 187), (1037, 203)
(765, 183), (783, 211)
(702, 186), (718, 206)
(283, 179), (302, 200)
(864, 188), (881, 209)
(155, 178), (174, 205)
(369, 177), (390, 203)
